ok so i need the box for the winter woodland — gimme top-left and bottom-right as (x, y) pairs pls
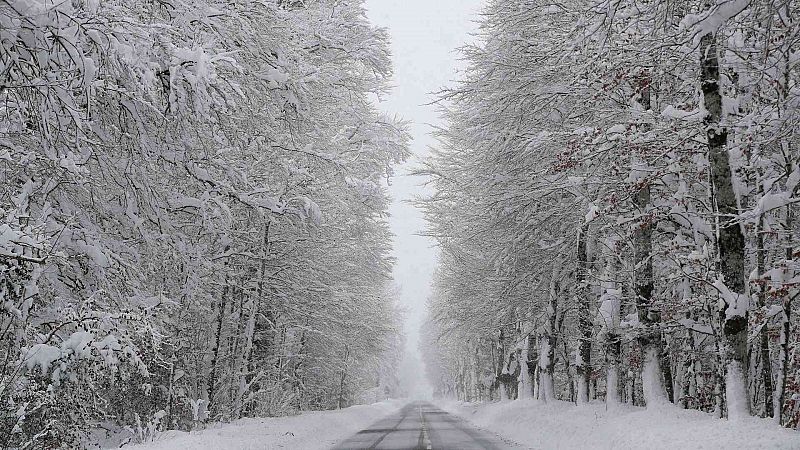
(0, 0), (799, 448)
(1, 0), (409, 447)
(420, 0), (800, 430)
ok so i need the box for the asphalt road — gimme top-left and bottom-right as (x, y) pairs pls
(332, 401), (510, 450)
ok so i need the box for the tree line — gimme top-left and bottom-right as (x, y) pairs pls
(0, 0), (407, 447)
(420, 0), (799, 427)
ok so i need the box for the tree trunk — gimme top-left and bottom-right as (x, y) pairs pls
(541, 270), (559, 402)
(633, 71), (669, 407)
(496, 329), (511, 401)
(606, 333), (621, 406)
(235, 221), (271, 419)
(518, 335), (532, 400)
(207, 244), (232, 418)
(564, 340), (575, 403)
(533, 338), (540, 400)
(166, 355), (176, 430)
(293, 323), (308, 410)
(576, 222), (592, 404)
(661, 335), (675, 404)
(775, 203), (794, 425)
(475, 345), (484, 401)
(681, 318), (696, 409)
(773, 6), (795, 422)
(489, 337), (497, 401)
(338, 345), (350, 409)
(754, 216), (774, 418)
(700, 30), (750, 420)
(557, 310), (574, 402)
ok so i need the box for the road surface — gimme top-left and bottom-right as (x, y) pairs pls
(332, 401), (512, 450)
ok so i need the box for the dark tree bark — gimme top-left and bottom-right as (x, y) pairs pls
(539, 272), (559, 401)
(660, 335), (675, 404)
(755, 217), (774, 417)
(557, 310), (574, 403)
(700, 31), (749, 418)
(633, 71), (672, 406)
(606, 332), (622, 404)
(494, 329), (507, 399)
(576, 223), (592, 403)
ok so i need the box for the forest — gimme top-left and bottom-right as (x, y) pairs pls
(0, 0), (409, 447)
(2, 0), (800, 448)
(421, 0), (800, 429)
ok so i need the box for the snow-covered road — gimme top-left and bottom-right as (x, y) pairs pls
(334, 401), (514, 449)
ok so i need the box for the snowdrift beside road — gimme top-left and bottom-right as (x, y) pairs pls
(443, 399), (799, 450)
(120, 399), (403, 450)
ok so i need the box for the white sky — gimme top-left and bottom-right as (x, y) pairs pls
(364, 0), (484, 397)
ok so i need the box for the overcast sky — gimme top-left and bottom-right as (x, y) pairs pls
(364, 0), (484, 396)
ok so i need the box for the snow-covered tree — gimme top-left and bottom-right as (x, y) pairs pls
(421, 0), (800, 428)
(0, 0), (408, 446)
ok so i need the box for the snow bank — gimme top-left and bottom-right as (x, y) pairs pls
(119, 400), (404, 450)
(442, 399), (798, 449)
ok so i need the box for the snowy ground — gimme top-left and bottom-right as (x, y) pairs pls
(94, 398), (798, 449)
(443, 399), (799, 450)
(115, 400), (403, 450)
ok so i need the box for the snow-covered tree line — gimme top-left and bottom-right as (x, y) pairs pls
(0, 0), (408, 446)
(420, 0), (800, 427)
